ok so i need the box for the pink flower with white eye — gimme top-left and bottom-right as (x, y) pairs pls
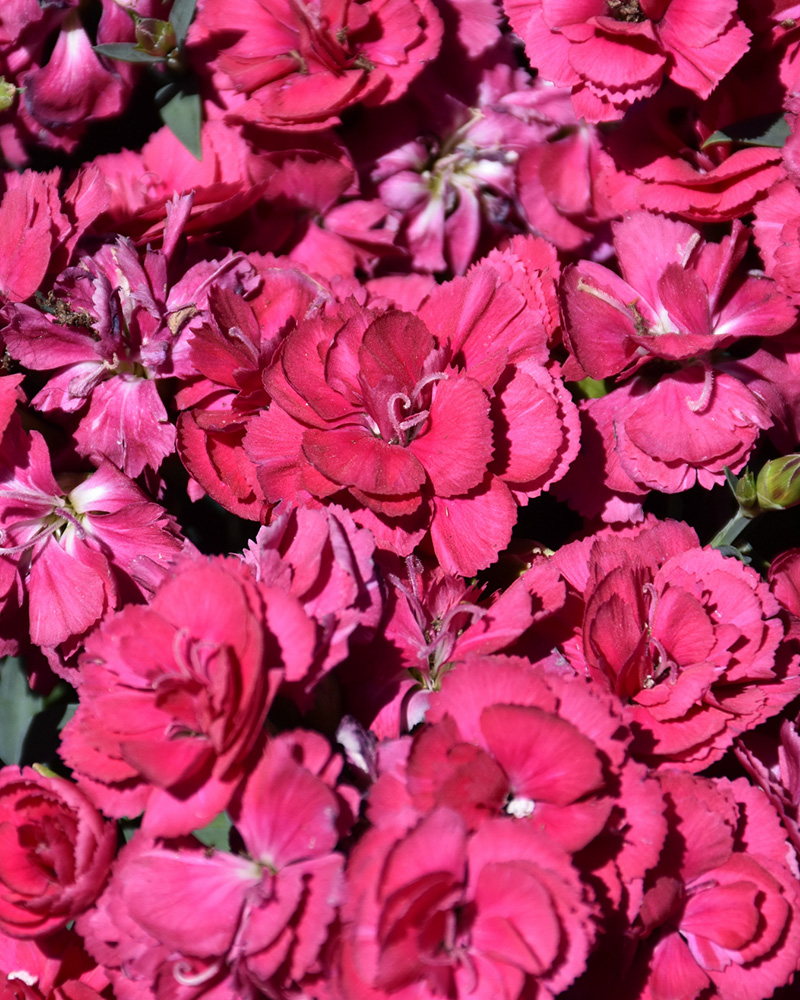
(503, 0), (751, 123)
(0, 416), (183, 652)
(2, 195), (259, 477)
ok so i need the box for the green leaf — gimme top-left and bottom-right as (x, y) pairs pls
(192, 812), (232, 851)
(169, 0), (198, 45)
(0, 657), (44, 766)
(158, 87), (202, 159)
(93, 42), (165, 64)
(702, 114), (790, 150)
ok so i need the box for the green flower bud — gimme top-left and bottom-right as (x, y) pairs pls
(0, 78), (16, 112)
(134, 17), (177, 58)
(756, 454), (800, 511)
(735, 468), (758, 512)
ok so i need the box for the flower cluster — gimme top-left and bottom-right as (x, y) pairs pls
(2, 2), (800, 1000)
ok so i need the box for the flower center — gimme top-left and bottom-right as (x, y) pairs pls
(385, 371), (448, 445)
(606, 0), (646, 21)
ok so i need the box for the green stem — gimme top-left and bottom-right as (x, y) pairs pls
(710, 509), (756, 549)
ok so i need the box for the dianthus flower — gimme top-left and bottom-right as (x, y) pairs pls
(337, 807), (596, 999)
(504, 0), (751, 123)
(550, 517), (799, 770)
(559, 212), (795, 497)
(624, 772), (800, 1000)
(79, 732), (350, 999)
(59, 556), (314, 836)
(0, 417), (183, 651)
(2, 196), (259, 477)
(189, 0), (443, 128)
(245, 263), (579, 575)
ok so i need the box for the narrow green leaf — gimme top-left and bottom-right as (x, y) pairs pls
(159, 88), (202, 159)
(169, 0), (198, 45)
(192, 812), (232, 851)
(701, 114), (790, 150)
(94, 42), (165, 64)
(0, 657), (44, 766)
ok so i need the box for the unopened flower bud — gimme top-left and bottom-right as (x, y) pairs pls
(734, 469), (758, 512)
(756, 455), (800, 511)
(0, 78), (16, 112)
(134, 17), (177, 58)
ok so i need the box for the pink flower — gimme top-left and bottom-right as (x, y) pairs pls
(2, 195), (259, 477)
(246, 264), (578, 575)
(359, 57), (565, 274)
(0, 926), (109, 1000)
(626, 772), (800, 1000)
(22, 10), (129, 130)
(504, 0), (751, 123)
(241, 503), (385, 709)
(176, 261), (331, 518)
(337, 553), (535, 738)
(190, 0), (443, 128)
(338, 808), (596, 999)
(0, 167), (109, 305)
(0, 418), (184, 651)
(82, 732), (349, 998)
(562, 212), (796, 380)
(551, 517), (800, 770)
(599, 79), (785, 221)
(0, 767), (116, 939)
(59, 556), (313, 836)
(559, 213), (794, 497)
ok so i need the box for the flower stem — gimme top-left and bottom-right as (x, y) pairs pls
(710, 509), (754, 549)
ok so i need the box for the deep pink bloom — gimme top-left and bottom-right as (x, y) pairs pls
(0, 1), (136, 163)
(82, 732), (348, 999)
(562, 212), (796, 380)
(246, 264), (578, 575)
(0, 767), (116, 939)
(88, 120), (268, 246)
(337, 807), (596, 999)
(559, 213), (794, 498)
(241, 503), (384, 709)
(0, 167), (109, 305)
(0, 926), (109, 1000)
(503, 0), (751, 122)
(190, 0), (443, 128)
(0, 418), (184, 651)
(598, 79), (785, 221)
(753, 178), (800, 308)
(176, 261), (332, 518)
(550, 517), (799, 770)
(59, 556), (311, 836)
(337, 552), (536, 737)
(2, 196), (259, 477)
(626, 772), (800, 1000)
(357, 56), (567, 274)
